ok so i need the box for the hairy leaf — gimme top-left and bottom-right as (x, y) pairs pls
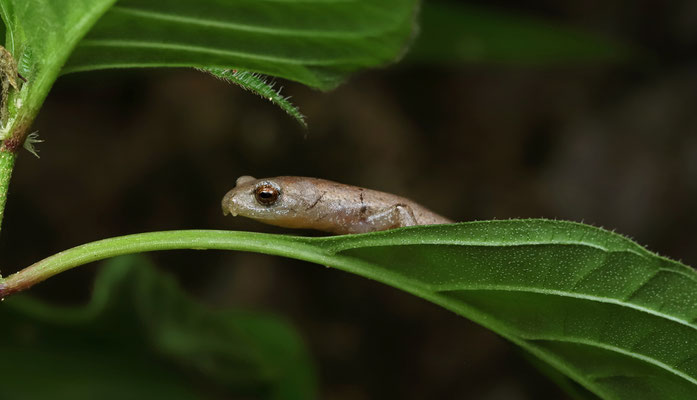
(0, 255), (316, 400)
(317, 220), (697, 399)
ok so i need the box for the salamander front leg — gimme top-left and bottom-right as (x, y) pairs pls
(366, 203), (417, 231)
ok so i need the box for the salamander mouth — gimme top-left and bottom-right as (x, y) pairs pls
(221, 190), (238, 216)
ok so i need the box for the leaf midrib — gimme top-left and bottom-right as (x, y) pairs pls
(110, 5), (390, 38)
(322, 237), (696, 282)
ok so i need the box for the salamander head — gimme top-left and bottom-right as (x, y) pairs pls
(222, 176), (317, 226)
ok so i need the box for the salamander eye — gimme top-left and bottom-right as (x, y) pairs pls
(254, 184), (280, 205)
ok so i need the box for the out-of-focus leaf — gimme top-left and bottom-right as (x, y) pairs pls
(0, 255), (316, 400)
(409, 2), (633, 65)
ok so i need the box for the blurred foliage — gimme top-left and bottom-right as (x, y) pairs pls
(0, 255), (316, 400)
(0, 0), (633, 131)
(410, 1), (632, 65)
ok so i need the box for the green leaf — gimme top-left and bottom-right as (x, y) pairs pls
(63, 0), (420, 90)
(324, 220), (697, 399)
(321, 221), (697, 400)
(409, 2), (633, 65)
(3, 220), (695, 399)
(1, 0), (418, 135)
(0, 255), (316, 400)
(203, 67), (306, 129)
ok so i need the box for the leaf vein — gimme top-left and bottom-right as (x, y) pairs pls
(436, 284), (697, 332)
(77, 39), (361, 66)
(529, 336), (697, 387)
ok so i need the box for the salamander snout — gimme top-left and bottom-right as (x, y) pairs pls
(221, 189), (239, 216)
(222, 176), (259, 216)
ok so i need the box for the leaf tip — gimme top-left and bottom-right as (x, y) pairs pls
(200, 67), (308, 129)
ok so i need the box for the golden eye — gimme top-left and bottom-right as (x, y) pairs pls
(254, 184), (280, 205)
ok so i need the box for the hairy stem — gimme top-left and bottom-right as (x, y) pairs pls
(0, 145), (16, 234)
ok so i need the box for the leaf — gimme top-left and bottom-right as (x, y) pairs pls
(63, 0), (420, 90)
(312, 221), (697, 399)
(318, 220), (697, 399)
(1, 0), (418, 134)
(203, 67), (306, 129)
(0, 255), (316, 400)
(409, 2), (633, 65)
(3, 220), (695, 399)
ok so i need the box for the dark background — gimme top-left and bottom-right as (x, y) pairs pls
(2, 1), (696, 398)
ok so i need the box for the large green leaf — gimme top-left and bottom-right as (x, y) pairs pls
(307, 220), (697, 399)
(3, 220), (695, 399)
(0, 255), (316, 400)
(323, 221), (697, 399)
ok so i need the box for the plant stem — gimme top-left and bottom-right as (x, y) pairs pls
(0, 230), (335, 297)
(0, 145), (16, 234)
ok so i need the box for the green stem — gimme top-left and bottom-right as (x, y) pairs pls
(0, 230), (336, 297)
(0, 146), (16, 234)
